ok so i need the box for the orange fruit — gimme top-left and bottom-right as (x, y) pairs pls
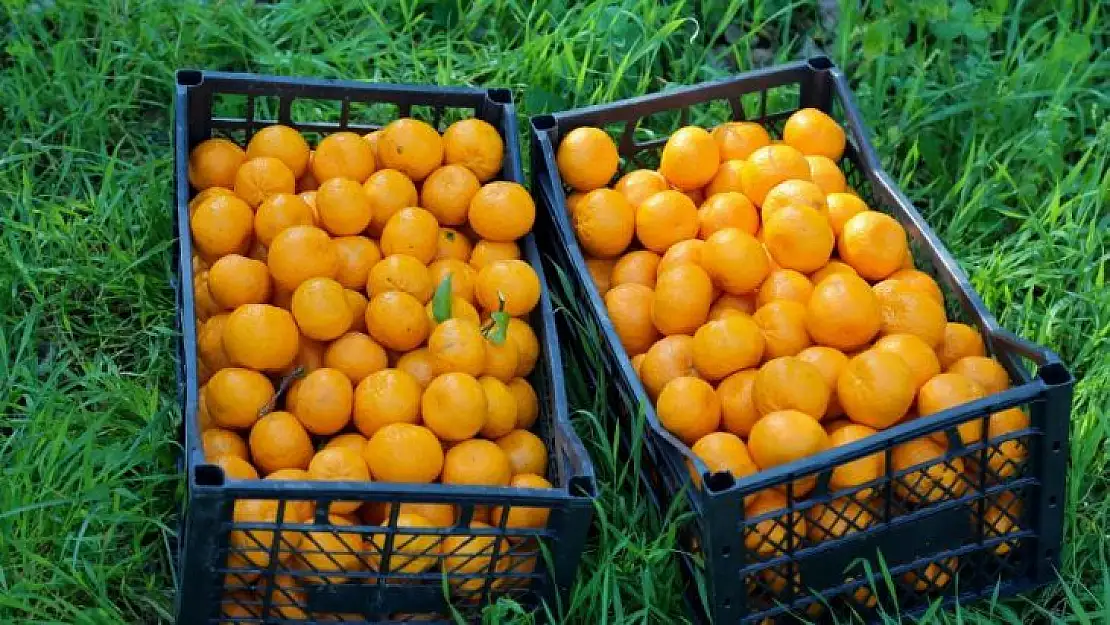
(190, 193), (254, 259)
(188, 138), (245, 190)
(717, 369), (759, 437)
(188, 187), (235, 218)
(556, 127), (619, 192)
(795, 345), (850, 418)
(366, 513), (439, 574)
(892, 439), (965, 504)
(491, 473), (553, 529)
(508, 378), (539, 429)
(313, 131), (376, 183)
(680, 187), (705, 206)
(981, 492), (1022, 555)
(936, 322), (987, 369)
(614, 169), (669, 210)
(887, 268), (944, 304)
(805, 273), (882, 351)
(363, 129), (382, 154)
(690, 431), (757, 484)
(805, 155), (847, 194)
(783, 108), (846, 160)
(691, 314), (764, 381)
(838, 211), (908, 281)
(245, 125), (310, 178)
(752, 300), (811, 359)
(374, 502), (456, 528)
(428, 259), (477, 304)
(872, 279), (947, 348)
(307, 448), (370, 515)
(297, 150), (319, 192)
(763, 204), (835, 273)
(377, 118), (443, 181)
(442, 118), (503, 182)
(565, 191), (585, 216)
(282, 335), (326, 377)
(656, 376), (720, 445)
(740, 144), (811, 206)
(294, 515), (365, 584)
(254, 193), (315, 247)
(325, 432), (369, 455)
(496, 429), (547, 476)
(442, 439), (512, 486)
(701, 228), (770, 295)
(203, 427), (248, 461)
(364, 423), (444, 483)
(425, 295), (480, 328)
(584, 257), (613, 295)
(837, 350), (916, 429)
(659, 126), (720, 191)
(439, 520), (505, 589)
(652, 264), (713, 335)
(332, 236), (381, 290)
(475, 259), (540, 317)
(436, 227), (473, 262)
(947, 356), (1010, 395)
(198, 315), (232, 373)
(366, 254), (433, 303)
(610, 250), (661, 288)
(827, 424), (884, 495)
(207, 255), (271, 310)
(806, 497), (874, 542)
(352, 368), (422, 437)
(756, 269), (813, 307)
(290, 367), (353, 435)
(708, 293), (757, 321)
(825, 192), (868, 237)
(605, 283), (659, 356)
(422, 372), (487, 441)
(344, 289), (369, 333)
(267, 225), (339, 291)
(212, 454), (258, 480)
(711, 122), (770, 161)
(657, 239), (706, 275)
(505, 318), (540, 377)
(752, 357), (829, 419)
(809, 259), (858, 285)
(635, 190), (699, 253)
(743, 490), (805, 556)
(872, 334), (941, 390)
(222, 304), (300, 372)
(249, 411), (314, 475)
(698, 191), (758, 238)
(315, 177), (373, 236)
(468, 181), (536, 243)
(428, 318), (486, 376)
(193, 272), (221, 323)
(363, 168), (419, 235)
(418, 164), (480, 226)
(638, 335), (696, 398)
(366, 291), (430, 352)
(918, 372), (987, 444)
(573, 189), (635, 258)
(379, 207), (438, 264)
(748, 408), (829, 472)
(477, 376), (518, 439)
(986, 408), (1029, 479)
(288, 277), (352, 341)
(229, 498), (304, 573)
(234, 156), (296, 208)
(395, 348), (437, 388)
(760, 179), (827, 222)
(703, 159), (746, 197)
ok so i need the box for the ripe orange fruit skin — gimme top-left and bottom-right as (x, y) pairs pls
(753, 357), (830, 419)
(364, 423), (444, 483)
(443, 118), (504, 182)
(428, 259), (477, 304)
(795, 345), (850, 419)
(610, 250), (661, 289)
(657, 239), (705, 276)
(692, 314), (765, 381)
(505, 318), (539, 378)
(352, 368), (422, 437)
(207, 254), (272, 310)
(508, 378), (540, 430)
(763, 204), (835, 274)
(469, 181), (536, 243)
(887, 268), (944, 304)
(344, 290), (368, 333)
(743, 490), (805, 556)
(718, 369), (760, 438)
(753, 300), (812, 359)
(806, 497), (874, 542)
(605, 283), (659, 356)
(703, 159), (746, 197)
(222, 304), (300, 372)
(556, 127), (619, 192)
(190, 193), (254, 259)
(639, 335), (697, 399)
(366, 513), (439, 574)
(332, 236), (381, 290)
(837, 350), (917, 429)
(496, 429), (548, 476)
(873, 279), (947, 348)
(826, 423), (884, 495)
(395, 349), (437, 389)
(701, 228), (770, 295)
(316, 176), (374, 236)
(838, 211), (909, 281)
(690, 431), (758, 484)
(363, 168), (419, 235)
(378, 118), (443, 182)
(249, 410), (315, 475)
(891, 439), (965, 504)
(711, 121), (771, 161)
(203, 427), (249, 461)
(698, 191), (758, 238)
(246, 125), (311, 178)
(254, 193), (316, 247)
(422, 372), (488, 441)
(659, 126), (720, 191)
(291, 277), (354, 341)
(740, 144), (811, 206)
(380, 207), (439, 264)
(805, 155), (847, 194)
(234, 156), (296, 208)
(635, 190), (700, 253)
(290, 367), (353, 435)
(709, 293), (757, 321)
(365, 291), (429, 352)
(197, 315), (232, 373)
(806, 273), (882, 351)
(478, 375), (518, 439)
(475, 259), (541, 317)
(936, 322), (987, 369)
(783, 108), (846, 160)
(584, 258), (613, 295)
(947, 356), (1010, 395)
(809, 259), (858, 285)
(918, 372), (987, 445)
(826, 193), (869, 237)
(188, 138), (245, 190)
(490, 473), (553, 529)
(367, 254), (433, 303)
(212, 454), (258, 480)
(267, 225), (339, 291)
(428, 318), (486, 376)
(307, 448), (371, 514)
(435, 227), (473, 262)
(442, 439), (512, 486)
(614, 169), (669, 210)
(573, 189), (635, 259)
(748, 409), (828, 477)
(420, 164), (480, 226)
(652, 264), (714, 336)
(757, 269), (814, 308)
(656, 376), (721, 445)
(313, 131), (376, 183)
(761, 179), (828, 222)
(872, 333), (941, 390)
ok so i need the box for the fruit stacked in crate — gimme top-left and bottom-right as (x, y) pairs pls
(187, 117), (550, 615)
(556, 109), (1026, 586)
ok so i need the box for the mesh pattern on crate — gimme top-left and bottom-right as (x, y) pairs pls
(211, 500), (552, 623)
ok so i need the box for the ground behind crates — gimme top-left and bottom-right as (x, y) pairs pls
(0, 1), (1106, 623)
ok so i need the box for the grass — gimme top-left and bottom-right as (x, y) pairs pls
(0, 0), (1106, 623)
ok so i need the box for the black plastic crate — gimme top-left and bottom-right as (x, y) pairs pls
(171, 71), (596, 624)
(530, 57), (1072, 623)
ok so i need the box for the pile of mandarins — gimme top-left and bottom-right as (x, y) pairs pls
(556, 108), (1026, 575)
(188, 116), (548, 612)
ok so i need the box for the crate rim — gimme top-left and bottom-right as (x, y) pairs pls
(173, 71), (597, 503)
(527, 55), (1071, 500)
